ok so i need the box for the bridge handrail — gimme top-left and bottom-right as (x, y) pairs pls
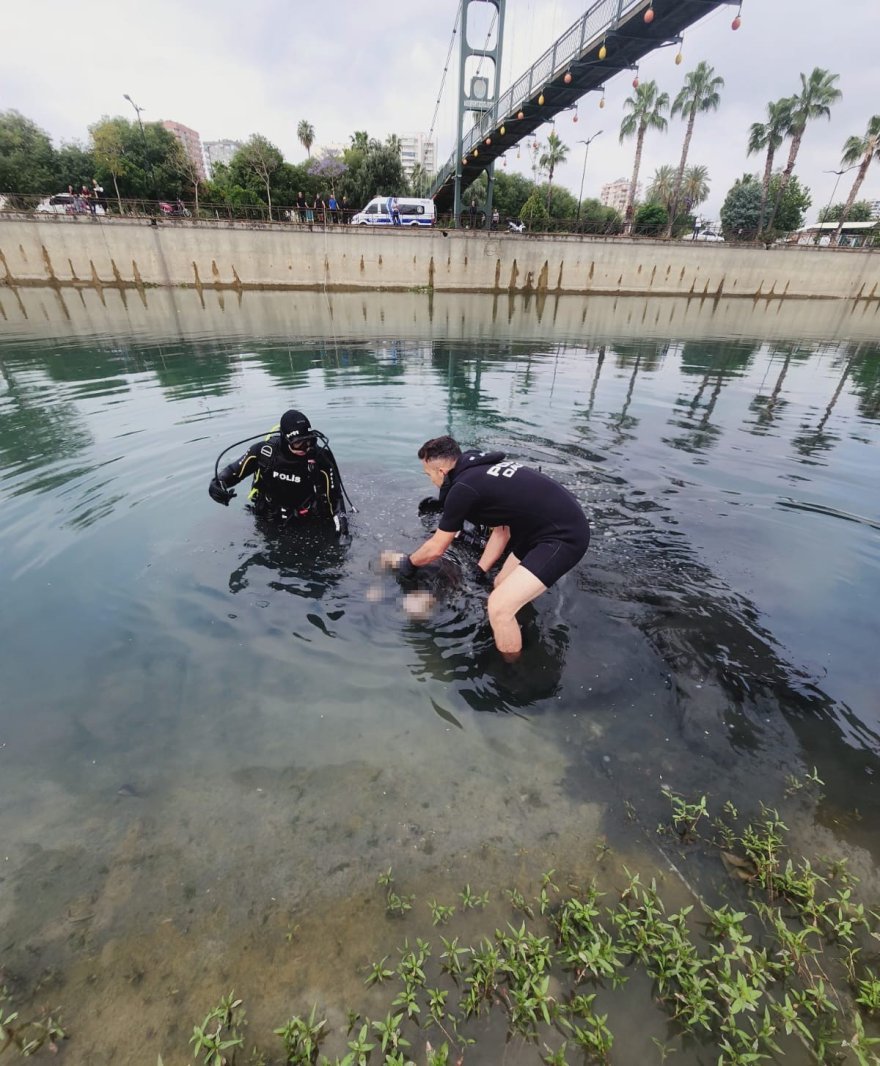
(432, 0), (646, 195)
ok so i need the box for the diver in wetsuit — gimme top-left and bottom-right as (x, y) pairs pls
(208, 409), (349, 537)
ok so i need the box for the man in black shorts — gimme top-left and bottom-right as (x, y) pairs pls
(382, 436), (590, 659)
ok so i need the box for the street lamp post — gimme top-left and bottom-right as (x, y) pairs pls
(821, 164), (860, 228)
(575, 130), (603, 226)
(123, 93), (153, 197)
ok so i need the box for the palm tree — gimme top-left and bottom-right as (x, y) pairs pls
(682, 164), (710, 209)
(350, 130), (370, 152)
(539, 131), (569, 209)
(410, 162), (427, 196)
(834, 115), (880, 244)
(747, 97), (793, 236)
(647, 164), (677, 210)
(619, 80), (670, 234)
(297, 119), (315, 158)
(766, 67), (842, 232)
(666, 61), (724, 235)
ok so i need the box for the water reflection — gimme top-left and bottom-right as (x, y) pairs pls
(2, 304), (880, 1062)
(227, 518), (347, 599)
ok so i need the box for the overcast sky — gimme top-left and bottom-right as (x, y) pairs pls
(3, 0), (877, 221)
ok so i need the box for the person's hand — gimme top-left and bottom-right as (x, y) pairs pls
(209, 477), (235, 506)
(379, 550), (407, 572)
(334, 514), (349, 539)
(473, 562), (491, 586)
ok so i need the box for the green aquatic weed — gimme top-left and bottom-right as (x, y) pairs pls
(429, 899), (455, 926)
(459, 883), (489, 909)
(371, 1011), (410, 1054)
(273, 1004), (326, 1064)
(660, 786), (708, 841)
(364, 956), (394, 987)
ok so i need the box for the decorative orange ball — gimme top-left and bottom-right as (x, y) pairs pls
(644, 7), (654, 23)
(517, 110), (524, 120)
(564, 71), (572, 84)
(598, 44), (607, 60)
(633, 76), (640, 88)
(731, 14), (741, 29)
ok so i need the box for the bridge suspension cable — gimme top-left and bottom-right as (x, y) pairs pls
(426, 1), (464, 166)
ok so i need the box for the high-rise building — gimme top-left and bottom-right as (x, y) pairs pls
(203, 139), (243, 177)
(399, 134), (437, 185)
(600, 178), (638, 214)
(161, 120), (207, 182)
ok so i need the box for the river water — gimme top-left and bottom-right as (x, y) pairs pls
(1, 289), (878, 1064)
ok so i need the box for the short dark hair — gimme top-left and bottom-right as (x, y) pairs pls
(418, 436), (462, 463)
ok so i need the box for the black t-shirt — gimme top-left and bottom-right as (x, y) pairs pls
(438, 451), (587, 548)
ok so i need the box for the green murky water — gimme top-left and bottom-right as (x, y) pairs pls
(1, 291), (878, 1064)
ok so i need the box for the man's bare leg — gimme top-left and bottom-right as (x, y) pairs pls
(487, 564), (547, 660)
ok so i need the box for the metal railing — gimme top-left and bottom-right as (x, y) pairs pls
(2, 195), (874, 249)
(432, 0), (647, 196)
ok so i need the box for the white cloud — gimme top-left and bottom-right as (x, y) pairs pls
(2, 0), (877, 222)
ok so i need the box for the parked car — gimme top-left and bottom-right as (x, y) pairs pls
(35, 193), (105, 216)
(683, 230), (723, 242)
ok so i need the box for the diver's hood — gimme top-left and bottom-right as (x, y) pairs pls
(439, 450), (506, 503)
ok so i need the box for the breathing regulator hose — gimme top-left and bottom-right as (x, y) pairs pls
(213, 429), (357, 512)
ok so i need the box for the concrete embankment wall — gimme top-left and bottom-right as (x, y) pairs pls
(1, 215), (879, 303)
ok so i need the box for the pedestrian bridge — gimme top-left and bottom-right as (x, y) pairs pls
(431, 0), (736, 214)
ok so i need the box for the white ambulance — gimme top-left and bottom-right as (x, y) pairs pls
(351, 196), (435, 227)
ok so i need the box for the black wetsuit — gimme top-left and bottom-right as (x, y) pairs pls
(217, 435), (345, 524)
(437, 450), (590, 586)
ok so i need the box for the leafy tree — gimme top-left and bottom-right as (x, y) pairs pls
(237, 135), (283, 216)
(340, 142), (406, 208)
(720, 172), (811, 240)
(519, 190), (549, 231)
(486, 171), (533, 221)
(633, 201), (668, 236)
(747, 97), (793, 236)
(546, 184), (578, 224)
(89, 117), (130, 211)
(0, 110), (56, 194)
(577, 197), (622, 234)
(818, 200), (874, 223)
(350, 131), (371, 153)
(720, 175), (764, 240)
(666, 60), (724, 235)
(54, 142), (96, 194)
(385, 133), (402, 156)
(297, 120), (315, 158)
(201, 163), (262, 209)
(766, 67), (841, 232)
(539, 131), (569, 209)
(409, 163), (429, 197)
(173, 140), (204, 216)
(619, 80), (669, 233)
(834, 115), (880, 243)
(308, 150), (347, 194)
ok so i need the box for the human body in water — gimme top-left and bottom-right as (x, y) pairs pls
(209, 409), (349, 537)
(382, 436), (589, 658)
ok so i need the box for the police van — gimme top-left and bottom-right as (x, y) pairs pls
(351, 196), (435, 227)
